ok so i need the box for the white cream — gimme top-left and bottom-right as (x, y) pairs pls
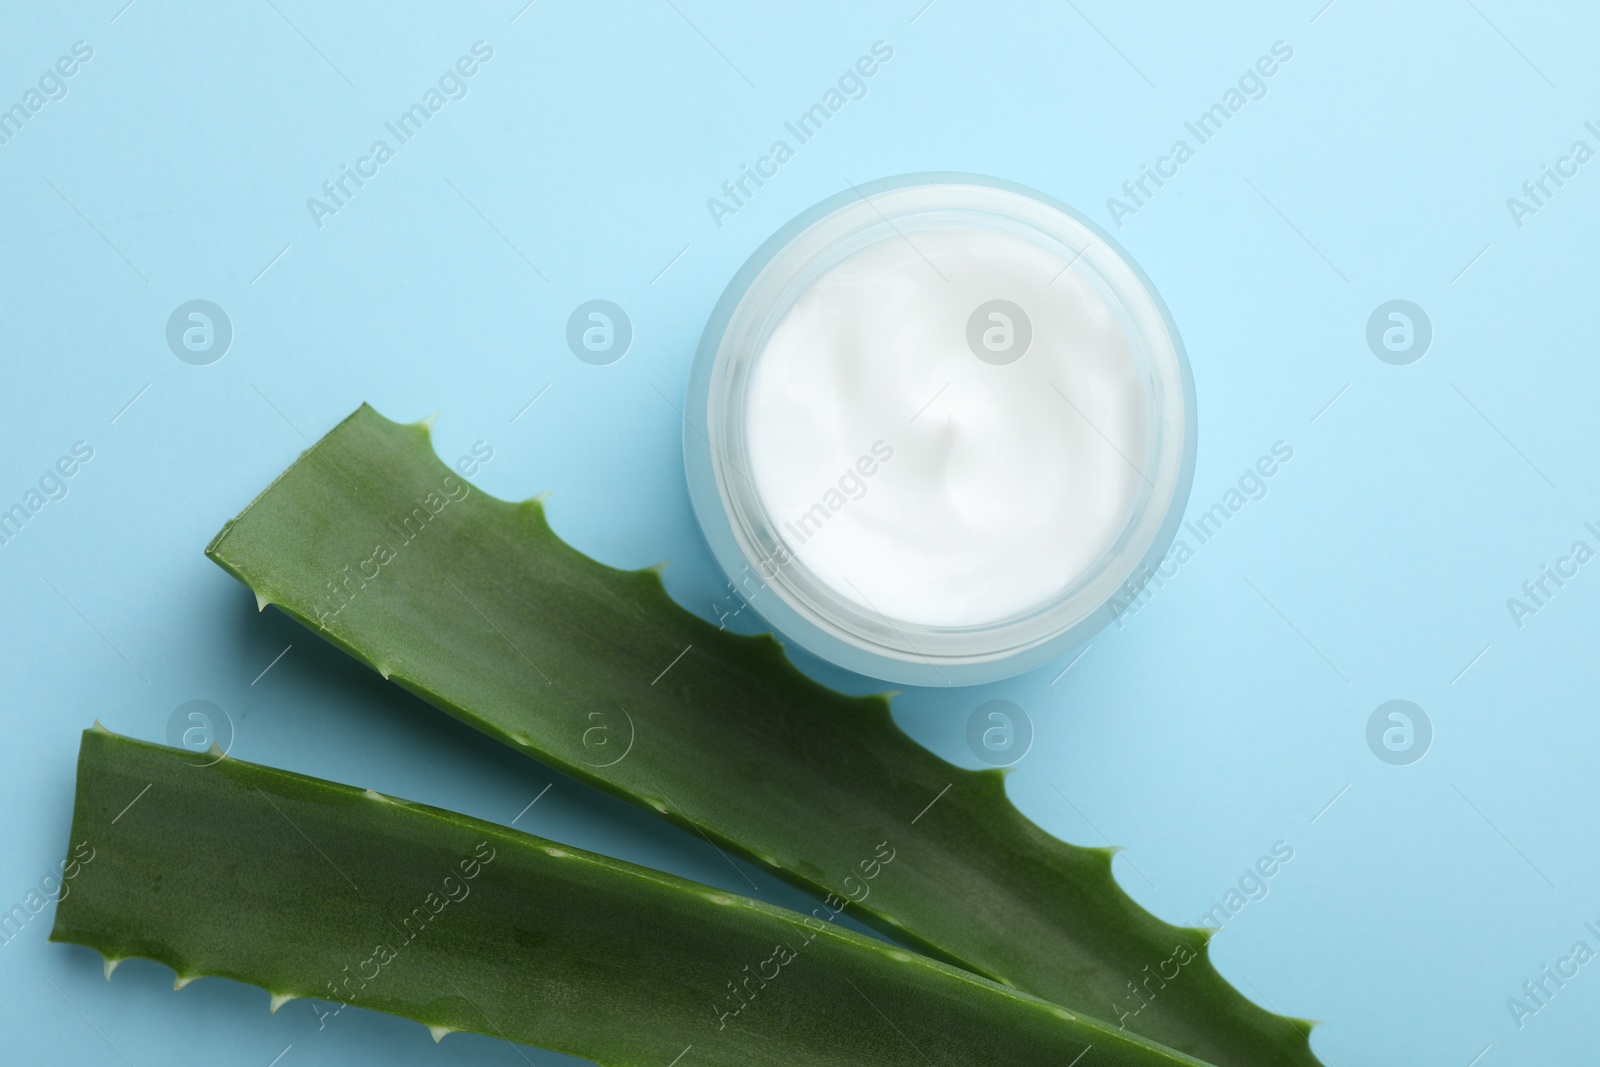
(744, 225), (1152, 628)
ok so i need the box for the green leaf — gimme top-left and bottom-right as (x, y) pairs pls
(204, 404), (1320, 1067)
(52, 727), (1214, 1067)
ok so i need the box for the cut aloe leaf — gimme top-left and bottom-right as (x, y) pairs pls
(52, 727), (1213, 1067)
(204, 405), (1319, 1067)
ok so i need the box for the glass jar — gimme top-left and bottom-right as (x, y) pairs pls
(683, 173), (1195, 686)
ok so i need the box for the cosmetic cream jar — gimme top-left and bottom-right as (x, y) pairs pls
(684, 173), (1195, 686)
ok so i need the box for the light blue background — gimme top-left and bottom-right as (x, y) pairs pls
(2, 2), (1593, 1065)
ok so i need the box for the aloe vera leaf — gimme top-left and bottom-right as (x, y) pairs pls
(204, 405), (1319, 1067)
(53, 727), (1215, 1067)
